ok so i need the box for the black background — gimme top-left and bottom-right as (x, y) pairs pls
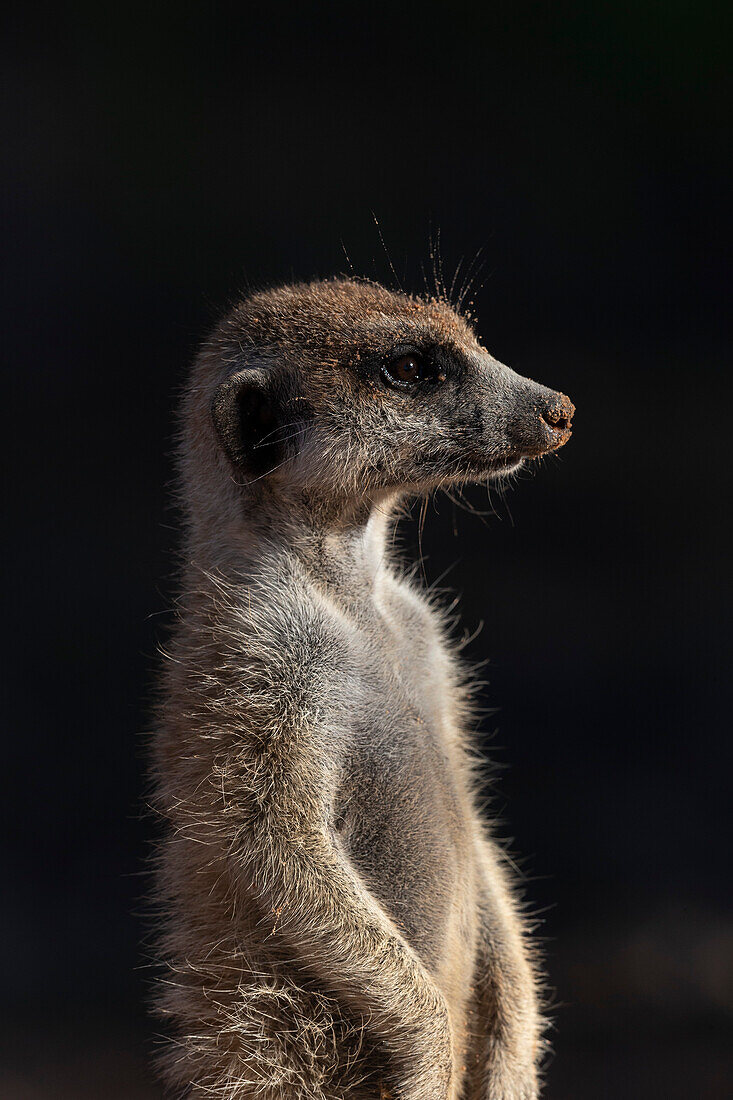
(3, 3), (731, 1097)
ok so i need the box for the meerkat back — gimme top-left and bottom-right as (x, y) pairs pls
(153, 278), (573, 1100)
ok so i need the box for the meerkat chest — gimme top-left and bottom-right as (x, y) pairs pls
(328, 587), (477, 971)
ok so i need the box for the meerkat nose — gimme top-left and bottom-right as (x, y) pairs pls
(540, 393), (575, 436)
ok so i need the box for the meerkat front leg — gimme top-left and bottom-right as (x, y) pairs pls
(235, 805), (459, 1100)
(462, 839), (543, 1100)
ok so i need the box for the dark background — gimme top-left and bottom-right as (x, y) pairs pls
(3, 3), (731, 1097)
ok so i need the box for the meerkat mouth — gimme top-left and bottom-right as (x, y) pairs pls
(463, 452), (526, 481)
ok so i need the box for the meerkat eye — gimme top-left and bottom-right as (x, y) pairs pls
(383, 352), (425, 389)
(392, 354), (422, 383)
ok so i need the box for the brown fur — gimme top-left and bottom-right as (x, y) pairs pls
(151, 278), (573, 1098)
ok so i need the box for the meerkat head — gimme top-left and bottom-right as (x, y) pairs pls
(182, 278), (574, 524)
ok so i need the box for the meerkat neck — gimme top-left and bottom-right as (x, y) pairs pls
(184, 488), (400, 598)
(283, 499), (396, 596)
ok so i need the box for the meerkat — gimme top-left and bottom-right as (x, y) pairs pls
(152, 278), (574, 1100)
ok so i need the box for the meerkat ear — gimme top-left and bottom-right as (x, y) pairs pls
(211, 369), (284, 476)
